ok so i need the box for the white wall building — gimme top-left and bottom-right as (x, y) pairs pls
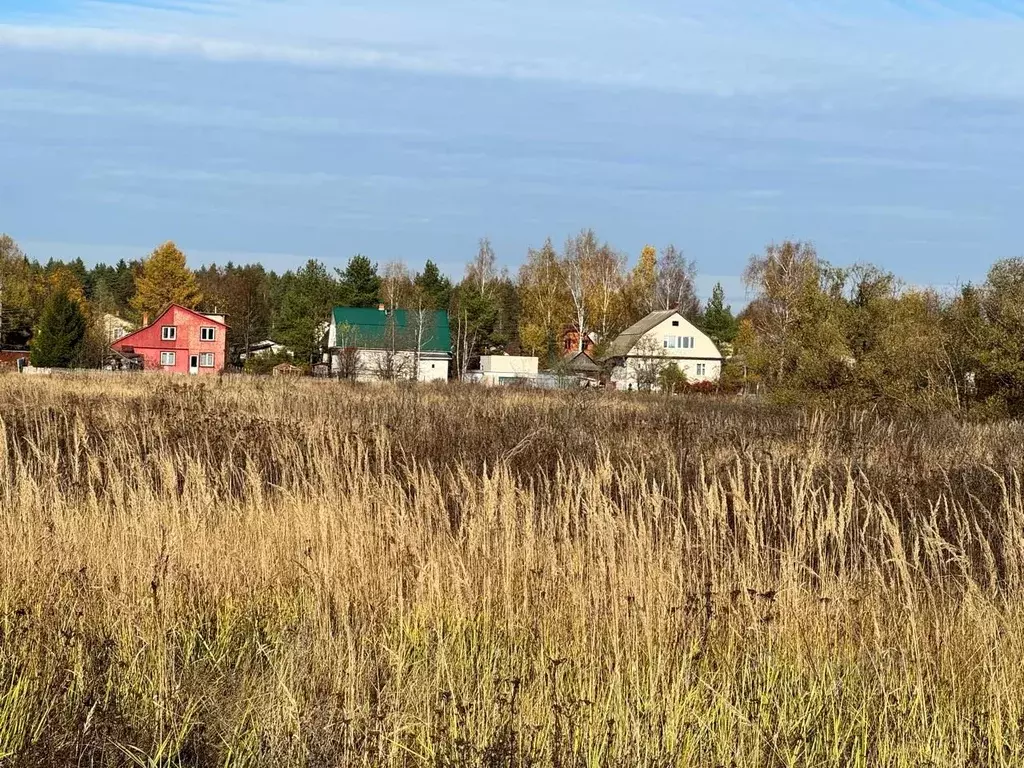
(329, 348), (449, 383)
(474, 355), (540, 386)
(326, 307), (451, 383)
(103, 314), (135, 344)
(605, 310), (723, 391)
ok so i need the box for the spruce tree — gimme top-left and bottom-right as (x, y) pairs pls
(31, 289), (87, 368)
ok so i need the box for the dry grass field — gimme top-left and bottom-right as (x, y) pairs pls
(2, 375), (1024, 766)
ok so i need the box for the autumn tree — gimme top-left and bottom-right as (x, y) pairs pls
(655, 244), (700, 319)
(225, 264), (271, 361)
(451, 280), (496, 377)
(380, 261), (414, 311)
(585, 242), (626, 344)
(451, 240), (519, 375)
(941, 284), (987, 409)
(562, 230), (599, 353)
(742, 241), (831, 388)
(518, 239), (568, 359)
(197, 263), (272, 362)
(972, 258), (1024, 414)
(622, 244), (658, 322)
(0, 234), (34, 346)
(130, 242), (202, 320)
(466, 238), (497, 297)
(406, 286), (439, 382)
(839, 264), (952, 406)
(658, 362), (688, 394)
(631, 334), (669, 392)
(46, 267), (89, 316)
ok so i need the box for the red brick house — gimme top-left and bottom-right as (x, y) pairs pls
(561, 325), (597, 357)
(110, 304), (228, 375)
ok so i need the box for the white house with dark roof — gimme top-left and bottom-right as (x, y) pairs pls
(604, 309), (723, 391)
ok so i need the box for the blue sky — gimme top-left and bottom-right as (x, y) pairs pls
(3, 1), (1024, 304)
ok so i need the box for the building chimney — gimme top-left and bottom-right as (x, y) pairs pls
(143, 312), (150, 327)
(378, 303), (386, 312)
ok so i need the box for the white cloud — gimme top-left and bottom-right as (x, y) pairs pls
(3, 1), (1024, 99)
(825, 204), (996, 223)
(0, 86), (426, 136)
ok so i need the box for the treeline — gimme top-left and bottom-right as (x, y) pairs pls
(739, 241), (1024, 416)
(0, 231), (739, 374)
(5, 230), (1024, 416)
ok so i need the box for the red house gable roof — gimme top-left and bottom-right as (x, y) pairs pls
(112, 304), (227, 347)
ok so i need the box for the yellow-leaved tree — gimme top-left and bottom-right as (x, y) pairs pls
(517, 238), (568, 360)
(130, 241), (203, 320)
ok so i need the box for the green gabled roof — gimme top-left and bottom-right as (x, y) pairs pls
(332, 307), (452, 354)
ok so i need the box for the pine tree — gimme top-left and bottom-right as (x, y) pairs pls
(278, 260), (346, 364)
(337, 255), (381, 308)
(130, 242), (202, 320)
(700, 282), (739, 347)
(31, 289), (87, 368)
(414, 260), (453, 311)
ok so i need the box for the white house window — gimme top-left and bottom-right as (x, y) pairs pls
(200, 327), (217, 341)
(199, 353), (215, 368)
(665, 336), (677, 349)
(696, 363), (707, 376)
(672, 320), (680, 327)
(161, 326), (177, 341)
(160, 351), (176, 366)
(113, 328), (124, 340)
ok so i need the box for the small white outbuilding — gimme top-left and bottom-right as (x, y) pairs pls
(474, 355), (540, 387)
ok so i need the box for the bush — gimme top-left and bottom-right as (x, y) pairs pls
(688, 380), (719, 395)
(243, 349), (300, 376)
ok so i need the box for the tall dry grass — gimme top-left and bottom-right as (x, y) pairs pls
(2, 374), (1024, 766)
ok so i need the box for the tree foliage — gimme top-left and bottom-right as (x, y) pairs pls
(131, 242), (202, 319)
(9, 225), (1024, 418)
(414, 260), (453, 311)
(0, 234), (34, 346)
(277, 260), (345, 364)
(518, 239), (568, 360)
(700, 283), (738, 349)
(31, 289), (87, 368)
(337, 255), (381, 308)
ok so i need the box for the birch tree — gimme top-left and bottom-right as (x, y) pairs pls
(655, 244), (700, 318)
(562, 230), (599, 353)
(381, 261), (413, 312)
(466, 238), (497, 297)
(518, 238), (568, 358)
(742, 241), (841, 388)
(407, 286), (437, 381)
(584, 243), (626, 342)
